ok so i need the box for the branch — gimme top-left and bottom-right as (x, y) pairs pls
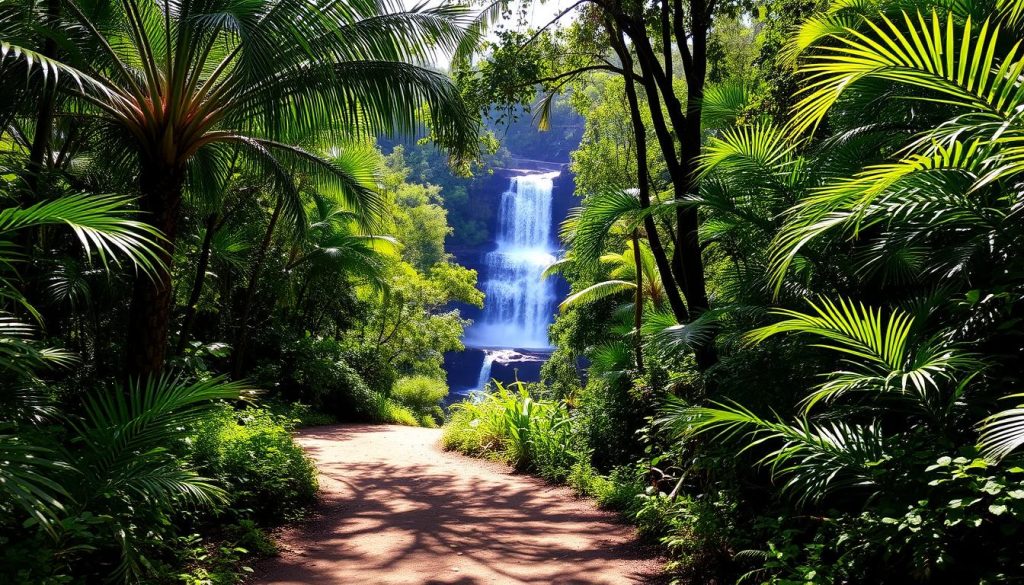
(661, 0), (673, 84)
(526, 64), (641, 89)
(516, 0), (591, 54)
(672, 0), (694, 73)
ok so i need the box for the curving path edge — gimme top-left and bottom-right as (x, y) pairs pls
(255, 424), (663, 585)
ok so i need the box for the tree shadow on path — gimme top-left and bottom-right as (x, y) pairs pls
(256, 425), (665, 585)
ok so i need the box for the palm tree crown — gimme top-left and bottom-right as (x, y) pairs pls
(2, 0), (481, 376)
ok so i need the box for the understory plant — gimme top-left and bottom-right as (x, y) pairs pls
(189, 405), (319, 523)
(443, 381), (581, 479)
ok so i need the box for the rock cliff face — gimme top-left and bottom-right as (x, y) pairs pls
(443, 161), (579, 398)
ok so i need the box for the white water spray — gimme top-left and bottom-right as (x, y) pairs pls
(475, 351), (497, 391)
(466, 172), (559, 351)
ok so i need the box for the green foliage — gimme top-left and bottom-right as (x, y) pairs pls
(172, 523), (275, 585)
(0, 0), (487, 581)
(739, 456), (1024, 584)
(577, 378), (649, 471)
(349, 259), (482, 380)
(392, 375), (449, 426)
(442, 382), (581, 480)
(567, 462), (647, 514)
(268, 401), (337, 428)
(189, 405), (318, 523)
(367, 392), (421, 427)
(284, 336), (376, 420)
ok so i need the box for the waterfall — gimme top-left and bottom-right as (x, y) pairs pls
(475, 350), (497, 391)
(473, 349), (542, 392)
(466, 172), (559, 350)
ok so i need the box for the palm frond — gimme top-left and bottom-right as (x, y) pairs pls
(979, 393), (1024, 461)
(0, 194), (164, 274)
(0, 431), (71, 538)
(699, 122), (797, 180)
(746, 297), (915, 369)
(559, 280), (635, 312)
(72, 374), (251, 510)
(702, 82), (751, 129)
(659, 397), (887, 504)
(793, 11), (1024, 135)
(0, 314), (76, 377)
(566, 189), (642, 267)
(643, 308), (722, 358)
(747, 297), (980, 411)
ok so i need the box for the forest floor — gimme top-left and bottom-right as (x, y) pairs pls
(254, 424), (663, 584)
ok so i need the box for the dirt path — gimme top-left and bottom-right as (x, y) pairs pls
(255, 424), (662, 585)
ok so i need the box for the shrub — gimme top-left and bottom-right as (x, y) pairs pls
(569, 462), (648, 515)
(441, 392), (507, 455)
(367, 392), (421, 426)
(577, 377), (649, 472)
(339, 342), (398, 395)
(442, 381), (581, 477)
(285, 336), (374, 420)
(267, 400), (336, 428)
(190, 405), (318, 523)
(392, 375), (448, 425)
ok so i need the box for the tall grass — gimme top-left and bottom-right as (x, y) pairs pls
(442, 381), (580, 479)
(368, 392), (420, 426)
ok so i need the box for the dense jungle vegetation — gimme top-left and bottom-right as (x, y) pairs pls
(2, 0), (1024, 582)
(0, 0), (485, 581)
(443, 0), (1024, 582)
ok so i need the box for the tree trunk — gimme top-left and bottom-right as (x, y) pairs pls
(675, 0), (716, 370)
(631, 230), (645, 373)
(175, 213), (218, 355)
(232, 196), (283, 378)
(126, 167), (184, 379)
(623, 0), (717, 369)
(607, 22), (689, 323)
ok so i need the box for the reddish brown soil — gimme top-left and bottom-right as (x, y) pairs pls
(255, 424), (663, 585)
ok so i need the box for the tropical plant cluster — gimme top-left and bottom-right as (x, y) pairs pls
(445, 0), (1024, 581)
(0, 0), (485, 581)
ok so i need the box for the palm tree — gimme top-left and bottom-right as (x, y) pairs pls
(1, 0), (480, 377)
(557, 188), (671, 370)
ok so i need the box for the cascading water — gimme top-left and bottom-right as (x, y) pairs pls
(465, 172), (559, 351)
(464, 172), (560, 390)
(475, 351), (497, 390)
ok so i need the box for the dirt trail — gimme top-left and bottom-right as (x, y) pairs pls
(255, 424), (662, 585)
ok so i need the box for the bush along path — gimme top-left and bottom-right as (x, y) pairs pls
(255, 424), (662, 584)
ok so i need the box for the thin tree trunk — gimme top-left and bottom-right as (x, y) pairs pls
(620, 0), (717, 369)
(607, 22), (689, 323)
(631, 230), (645, 373)
(175, 213), (218, 355)
(126, 167), (184, 379)
(232, 196), (283, 378)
